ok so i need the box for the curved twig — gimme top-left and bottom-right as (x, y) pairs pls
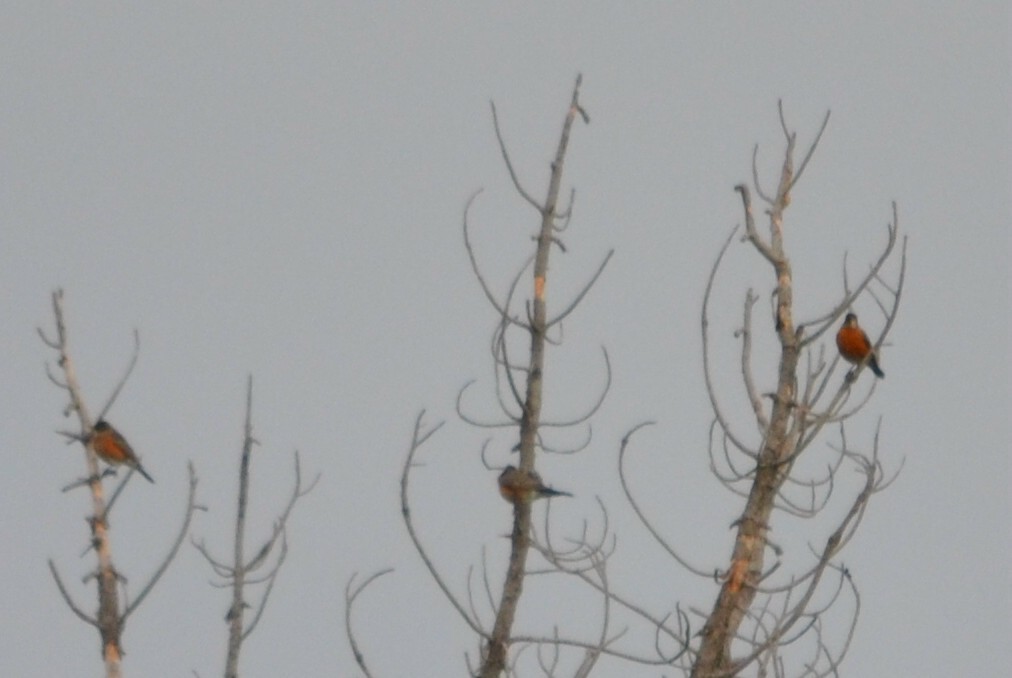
(399, 411), (483, 633)
(456, 380), (519, 429)
(537, 347), (611, 429)
(751, 144), (774, 204)
(490, 102), (542, 212)
(462, 189), (534, 330)
(801, 210), (900, 347)
(702, 223), (756, 457)
(97, 328), (141, 423)
(344, 569), (394, 678)
(739, 289), (769, 432)
(786, 108), (831, 196)
(546, 249), (614, 327)
(619, 422), (713, 578)
(241, 530), (288, 640)
(48, 559), (97, 626)
(538, 424), (593, 456)
(124, 462), (200, 618)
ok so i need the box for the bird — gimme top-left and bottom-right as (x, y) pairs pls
(497, 465), (571, 504)
(836, 312), (884, 378)
(89, 420), (155, 483)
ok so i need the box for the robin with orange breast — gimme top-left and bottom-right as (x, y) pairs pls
(836, 312), (884, 378)
(497, 465), (571, 504)
(89, 420), (155, 483)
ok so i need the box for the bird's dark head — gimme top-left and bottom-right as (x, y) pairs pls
(93, 420), (111, 432)
(843, 312), (858, 326)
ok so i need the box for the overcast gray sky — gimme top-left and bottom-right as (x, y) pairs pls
(2, 4), (1008, 676)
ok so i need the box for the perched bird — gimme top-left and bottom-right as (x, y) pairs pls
(497, 465), (572, 504)
(836, 312), (884, 378)
(89, 420), (155, 483)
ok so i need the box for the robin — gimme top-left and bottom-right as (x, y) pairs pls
(89, 420), (155, 483)
(836, 312), (884, 378)
(497, 465), (571, 504)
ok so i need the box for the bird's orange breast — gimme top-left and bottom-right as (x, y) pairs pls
(92, 431), (131, 464)
(836, 326), (872, 363)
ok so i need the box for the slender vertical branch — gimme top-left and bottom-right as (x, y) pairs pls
(344, 569), (395, 678)
(188, 376), (318, 678)
(124, 462), (200, 620)
(480, 74), (588, 678)
(44, 291), (200, 677)
(44, 290), (123, 677)
(225, 375), (255, 678)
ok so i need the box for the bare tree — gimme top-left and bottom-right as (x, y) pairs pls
(348, 88), (903, 678)
(349, 76), (684, 676)
(611, 104), (904, 677)
(40, 289), (198, 678)
(469, 75), (600, 678)
(192, 375), (318, 678)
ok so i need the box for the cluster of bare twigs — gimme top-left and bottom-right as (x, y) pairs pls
(191, 376), (319, 678)
(41, 291), (316, 678)
(348, 76), (701, 678)
(34, 80), (902, 678)
(37, 79), (905, 677)
(347, 91), (904, 678)
(681, 104), (906, 677)
(435, 75), (626, 678)
(40, 289), (198, 677)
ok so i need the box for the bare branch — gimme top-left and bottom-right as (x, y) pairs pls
(493, 262), (538, 415)
(96, 329), (141, 423)
(546, 249), (614, 327)
(48, 560), (97, 626)
(787, 109), (831, 197)
(399, 412), (481, 632)
(456, 380), (519, 429)
(538, 424), (593, 456)
(738, 185), (778, 264)
(463, 189), (534, 332)
(619, 422), (713, 578)
(124, 462), (200, 619)
(751, 144), (774, 204)
(344, 569), (394, 678)
(702, 223), (756, 457)
(537, 346), (611, 429)
(191, 537), (233, 578)
(800, 208), (900, 347)
(740, 289), (770, 432)
(242, 531), (288, 640)
(490, 102), (542, 212)
(215, 377), (318, 678)
(44, 289), (126, 671)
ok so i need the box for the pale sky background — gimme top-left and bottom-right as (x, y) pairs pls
(2, 4), (1009, 677)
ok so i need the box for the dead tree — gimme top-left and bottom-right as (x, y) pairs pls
(40, 289), (198, 677)
(192, 375), (318, 678)
(349, 90), (900, 678)
(617, 105), (905, 676)
(347, 76), (689, 677)
(469, 75), (600, 678)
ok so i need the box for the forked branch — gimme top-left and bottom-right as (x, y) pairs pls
(42, 289), (195, 676)
(689, 107), (902, 677)
(192, 376), (317, 678)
